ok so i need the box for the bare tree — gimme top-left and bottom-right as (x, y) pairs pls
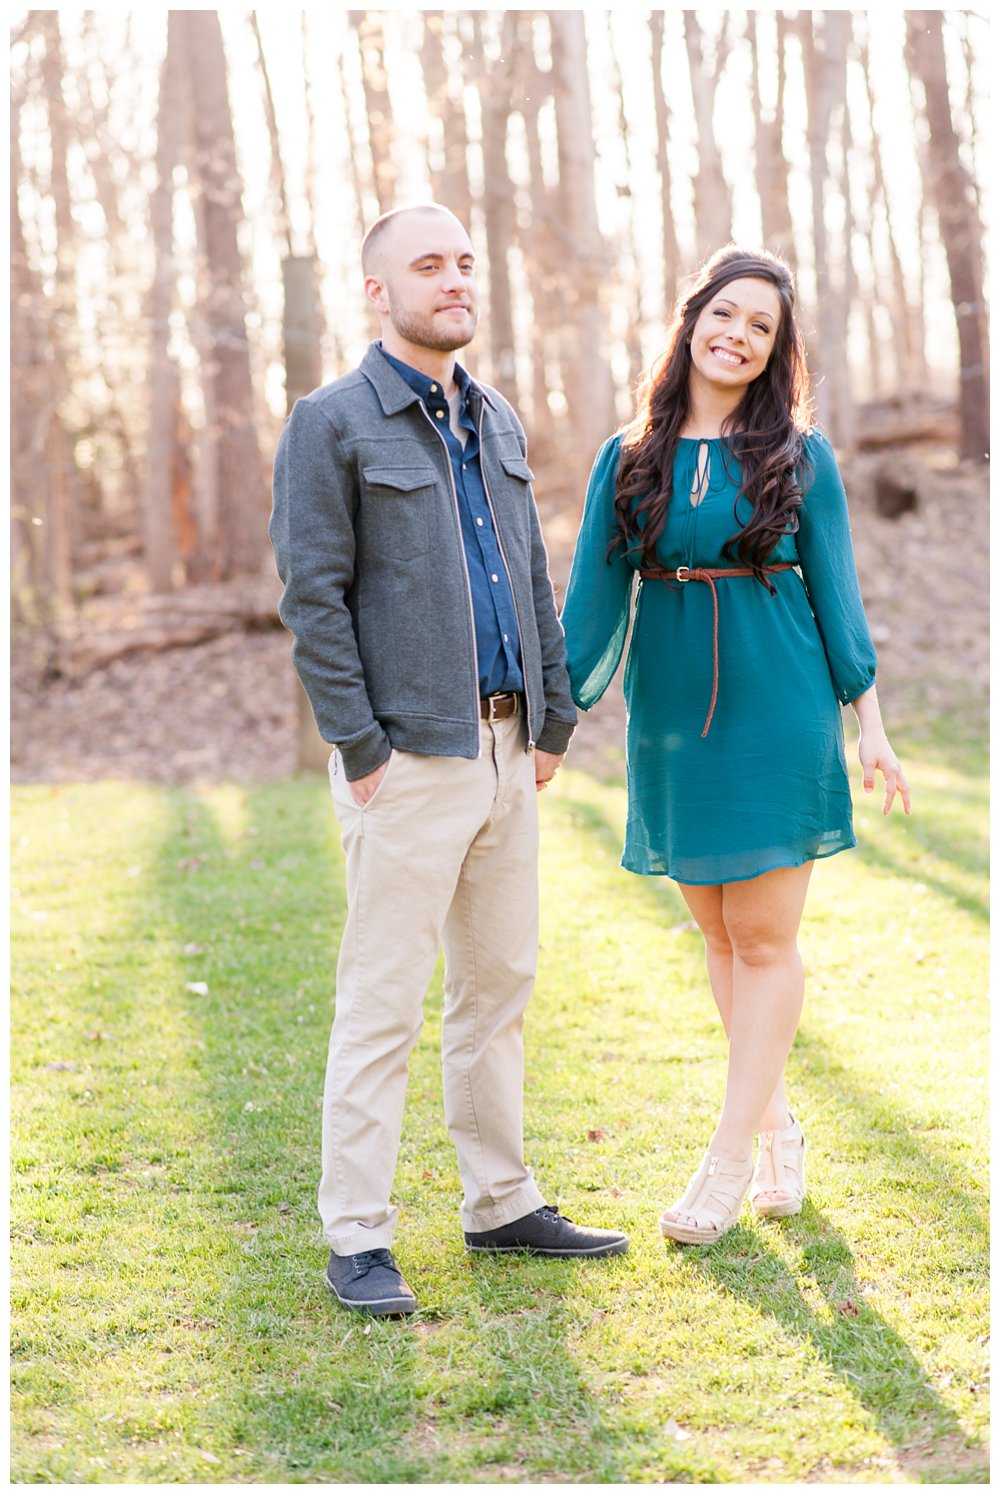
(549, 11), (615, 483)
(747, 12), (797, 270)
(37, 15), (82, 599)
(683, 12), (733, 258)
(181, 11), (270, 578)
(471, 13), (518, 405)
(799, 11), (853, 448)
(421, 12), (472, 222)
(11, 82), (64, 624)
(650, 12), (681, 319)
(143, 13), (185, 592)
(349, 11), (397, 215)
(905, 11), (989, 460)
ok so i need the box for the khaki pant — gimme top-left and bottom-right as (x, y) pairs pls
(319, 714), (546, 1253)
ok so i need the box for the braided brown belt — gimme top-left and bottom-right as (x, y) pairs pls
(639, 563), (796, 737)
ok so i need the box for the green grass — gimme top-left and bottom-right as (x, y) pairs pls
(10, 727), (988, 1484)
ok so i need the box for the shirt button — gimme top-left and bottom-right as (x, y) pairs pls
(503, 634), (509, 643)
(476, 516), (484, 526)
(435, 410), (445, 419)
(430, 385), (438, 393)
(491, 573), (499, 583)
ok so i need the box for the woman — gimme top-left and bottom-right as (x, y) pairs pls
(561, 246), (910, 1245)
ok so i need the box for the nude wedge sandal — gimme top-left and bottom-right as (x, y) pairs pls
(659, 1151), (754, 1245)
(751, 1115), (806, 1219)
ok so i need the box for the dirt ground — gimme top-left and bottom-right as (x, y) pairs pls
(10, 448), (988, 786)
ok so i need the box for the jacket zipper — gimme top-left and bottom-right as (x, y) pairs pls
(474, 400), (535, 750)
(416, 403), (482, 758)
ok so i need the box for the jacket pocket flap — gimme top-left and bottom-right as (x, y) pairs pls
(499, 456), (535, 482)
(363, 466), (437, 492)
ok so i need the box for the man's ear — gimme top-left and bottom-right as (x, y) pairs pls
(364, 275), (389, 316)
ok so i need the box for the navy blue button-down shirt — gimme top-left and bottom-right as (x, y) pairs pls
(377, 345), (524, 696)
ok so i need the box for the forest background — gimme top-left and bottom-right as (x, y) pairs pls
(9, 6), (989, 779)
(9, 8), (990, 1485)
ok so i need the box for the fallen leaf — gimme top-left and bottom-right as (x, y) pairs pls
(586, 1128), (609, 1142)
(277, 1201), (293, 1214)
(85, 1031), (112, 1042)
(45, 1061), (77, 1072)
(835, 1298), (860, 1317)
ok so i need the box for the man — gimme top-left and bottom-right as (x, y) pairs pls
(270, 204), (628, 1317)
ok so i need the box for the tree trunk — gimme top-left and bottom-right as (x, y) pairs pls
(549, 11), (615, 489)
(349, 11), (396, 215)
(38, 14), (81, 606)
(606, 12), (643, 397)
(421, 12), (473, 222)
(800, 11), (853, 449)
(905, 11), (989, 460)
(10, 89), (58, 625)
(281, 255), (331, 770)
(650, 12), (681, 320)
(473, 13), (518, 406)
(143, 12), (183, 592)
(250, 12), (291, 254)
(514, 15), (561, 442)
(748, 12), (797, 270)
(182, 11), (269, 578)
(860, 26), (918, 396)
(683, 12), (733, 259)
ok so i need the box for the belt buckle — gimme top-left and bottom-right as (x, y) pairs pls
(484, 693), (504, 722)
(676, 565), (691, 583)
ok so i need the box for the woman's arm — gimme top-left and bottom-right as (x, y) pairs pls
(849, 683), (911, 815)
(561, 435), (636, 710)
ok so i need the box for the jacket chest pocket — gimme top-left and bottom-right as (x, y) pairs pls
(360, 465), (437, 560)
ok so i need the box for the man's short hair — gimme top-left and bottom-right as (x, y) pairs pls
(361, 203), (458, 276)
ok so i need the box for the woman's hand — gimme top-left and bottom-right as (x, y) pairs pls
(858, 732), (911, 816)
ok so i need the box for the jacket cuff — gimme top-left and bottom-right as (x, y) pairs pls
(535, 715), (576, 756)
(335, 723), (393, 781)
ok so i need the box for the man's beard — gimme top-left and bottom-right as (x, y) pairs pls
(386, 297), (478, 353)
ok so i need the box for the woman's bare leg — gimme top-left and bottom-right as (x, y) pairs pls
(679, 881), (797, 1136)
(666, 864), (813, 1226)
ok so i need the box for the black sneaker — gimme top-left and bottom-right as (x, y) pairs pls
(326, 1248), (417, 1316)
(464, 1205), (628, 1258)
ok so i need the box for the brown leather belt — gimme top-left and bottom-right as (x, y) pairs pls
(639, 563), (796, 737)
(480, 691), (522, 722)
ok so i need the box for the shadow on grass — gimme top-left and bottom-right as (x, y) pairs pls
(852, 819), (987, 924)
(676, 1205), (987, 1482)
(126, 772), (985, 1482)
(142, 780), (445, 1479)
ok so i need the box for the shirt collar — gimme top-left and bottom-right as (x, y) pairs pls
(376, 342), (471, 409)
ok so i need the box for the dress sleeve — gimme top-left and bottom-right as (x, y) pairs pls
(795, 431), (877, 704)
(561, 434), (636, 709)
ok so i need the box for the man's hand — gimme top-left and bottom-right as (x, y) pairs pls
(534, 748), (563, 793)
(349, 757), (390, 807)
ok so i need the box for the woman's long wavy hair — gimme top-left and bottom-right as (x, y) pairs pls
(612, 246), (814, 584)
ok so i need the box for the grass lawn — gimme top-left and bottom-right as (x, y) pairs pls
(10, 726), (988, 1484)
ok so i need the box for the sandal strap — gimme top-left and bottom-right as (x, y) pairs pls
(752, 1116), (806, 1198)
(671, 1151), (753, 1230)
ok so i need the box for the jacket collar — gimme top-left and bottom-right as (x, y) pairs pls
(360, 342), (497, 417)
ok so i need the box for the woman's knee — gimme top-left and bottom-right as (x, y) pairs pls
(724, 919), (796, 968)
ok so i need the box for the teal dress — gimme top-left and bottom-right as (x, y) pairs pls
(561, 431), (877, 885)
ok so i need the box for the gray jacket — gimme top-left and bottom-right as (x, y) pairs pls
(269, 344), (577, 780)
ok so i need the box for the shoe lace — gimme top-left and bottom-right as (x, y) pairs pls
(350, 1249), (400, 1279)
(539, 1205), (574, 1224)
